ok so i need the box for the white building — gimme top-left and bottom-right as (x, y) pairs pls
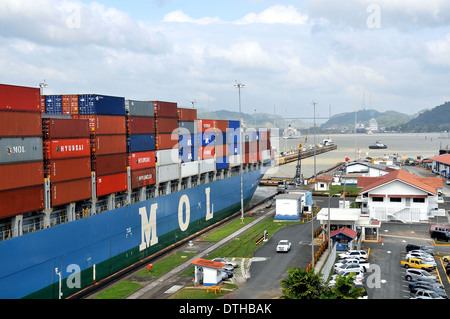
(356, 169), (445, 223)
(430, 153), (450, 180)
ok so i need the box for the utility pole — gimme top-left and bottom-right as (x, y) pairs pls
(234, 81), (245, 223)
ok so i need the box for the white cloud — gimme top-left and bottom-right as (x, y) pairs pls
(426, 33), (450, 66)
(163, 10), (221, 24)
(236, 5), (308, 25)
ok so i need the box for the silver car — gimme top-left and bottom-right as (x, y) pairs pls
(405, 268), (438, 283)
(409, 288), (445, 299)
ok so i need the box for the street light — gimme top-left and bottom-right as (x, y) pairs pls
(235, 81), (245, 223)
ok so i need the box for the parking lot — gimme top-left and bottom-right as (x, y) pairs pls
(362, 222), (450, 299)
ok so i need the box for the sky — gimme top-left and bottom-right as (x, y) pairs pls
(1, 0), (450, 123)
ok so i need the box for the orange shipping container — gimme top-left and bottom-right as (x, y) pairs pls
(92, 135), (126, 155)
(96, 172), (127, 197)
(0, 185), (44, 219)
(177, 108), (197, 121)
(155, 133), (178, 150)
(51, 178), (92, 207)
(44, 138), (91, 159)
(0, 161), (44, 192)
(128, 151), (156, 171)
(131, 167), (156, 189)
(62, 95), (79, 115)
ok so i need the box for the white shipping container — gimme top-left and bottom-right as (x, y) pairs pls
(275, 194), (303, 219)
(229, 154), (241, 167)
(156, 149), (179, 165)
(199, 158), (215, 174)
(157, 163), (180, 183)
(261, 149), (271, 163)
(181, 161), (199, 178)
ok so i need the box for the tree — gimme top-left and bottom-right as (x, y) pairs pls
(322, 273), (365, 299)
(280, 267), (325, 299)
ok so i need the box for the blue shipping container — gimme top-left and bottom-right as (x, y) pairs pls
(44, 95), (62, 114)
(179, 146), (198, 162)
(228, 120), (240, 129)
(178, 134), (198, 148)
(127, 134), (155, 153)
(78, 94), (125, 116)
(216, 156), (229, 170)
(228, 143), (240, 155)
(200, 132), (215, 146)
(226, 129), (240, 145)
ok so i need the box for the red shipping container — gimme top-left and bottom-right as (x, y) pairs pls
(79, 115), (126, 135)
(0, 185), (44, 218)
(62, 95), (79, 115)
(46, 157), (91, 183)
(93, 153), (127, 176)
(0, 84), (41, 112)
(128, 151), (156, 171)
(215, 144), (228, 158)
(0, 111), (42, 137)
(153, 101), (178, 118)
(131, 167), (156, 189)
(155, 117), (178, 134)
(177, 108), (197, 121)
(200, 146), (215, 159)
(197, 119), (216, 132)
(43, 118), (90, 139)
(155, 133), (178, 150)
(128, 116), (155, 134)
(96, 172), (127, 197)
(44, 138), (91, 159)
(215, 120), (228, 133)
(0, 161), (44, 192)
(244, 141), (258, 154)
(92, 135), (126, 155)
(51, 178), (92, 207)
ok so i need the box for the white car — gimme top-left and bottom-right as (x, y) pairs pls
(339, 250), (368, 260)
(212, 257), (238, 268)
(336, 263), (365, 274)
(334, 258), (370, 272)
(405, 253), (436, 267)
(328, 274), (363, 287)
(276, 240), (291, 253)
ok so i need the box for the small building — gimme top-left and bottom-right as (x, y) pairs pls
(430, 154), (450, 179)
(315, 176), (333, 191)
(191, 258), (226, 286)
(275, 190), (312, 221)
(330, 227), (358, 251)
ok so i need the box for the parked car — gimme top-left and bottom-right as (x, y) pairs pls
(442, 255), (450, 262)
(335, 257), (370, 271)
(405, 244), (434, 256)
(338, 250), (368, 260)
(335, 263), (365, 275)
(405, 268), (438, 283)
(276, 240), (291, 253)
(212, 257), (238, 268)
(328, 274), (363, 287)
(446, 179), (450, 185)
(430, 230), (450, 242)
(409, 288), (445, 299)
(408, 281), (444, 291)
(405, 253), (436, 266)
(409, 282), (447, 298)
(337, 268), (365, 280)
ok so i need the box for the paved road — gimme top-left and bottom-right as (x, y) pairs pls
(232, 217), (321, 299)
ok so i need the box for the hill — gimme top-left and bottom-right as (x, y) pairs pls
(321, 109), (413, 130)
(391, 101), (450, 132)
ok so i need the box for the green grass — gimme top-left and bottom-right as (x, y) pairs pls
(201, 216), (256, 242)
(94, 281), (142, 299)
(170, 283), (238, 299)
(135, 251), (197, 278)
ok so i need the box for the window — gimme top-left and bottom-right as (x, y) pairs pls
(372, 197), (384, 202)
(413, 198), (425, 203)
(390, 197), (401, 202)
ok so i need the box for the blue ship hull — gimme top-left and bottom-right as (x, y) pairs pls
(0, 167), (266, 299)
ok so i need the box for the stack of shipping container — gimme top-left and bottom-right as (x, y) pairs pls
(78, 95), (128, 198)
(1, 83), (273, 222)
(154, 101), (180, 183)
(178, 108), (198, 178)
(126, 100), (156, 189)
(0, 84), (44, 219)
(227, 120), (241, 167)
(43, 118), (92, 207)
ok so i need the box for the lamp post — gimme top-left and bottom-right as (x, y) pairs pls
(311, 101), (317, 269)
(235, 81), (245, 223)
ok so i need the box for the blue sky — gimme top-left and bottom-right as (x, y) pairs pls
(0, 0), (450, 123)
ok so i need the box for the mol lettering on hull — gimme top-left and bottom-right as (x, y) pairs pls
(139, 187), (214, 251)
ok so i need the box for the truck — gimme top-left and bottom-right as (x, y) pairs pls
(401, 258), (435, 272)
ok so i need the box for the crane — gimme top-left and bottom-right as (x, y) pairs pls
(294, 135), (307, 185)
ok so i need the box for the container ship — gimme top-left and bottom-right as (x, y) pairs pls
(0, 83), (273, 299)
